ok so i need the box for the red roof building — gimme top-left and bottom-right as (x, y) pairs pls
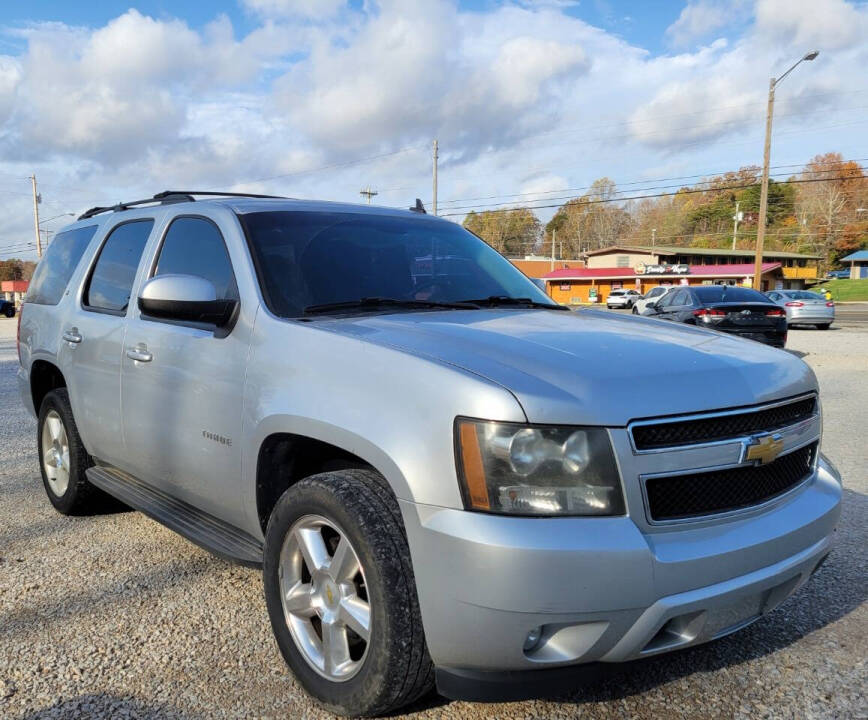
(1, 280), (29, 305)
(541, 263), (783, 305)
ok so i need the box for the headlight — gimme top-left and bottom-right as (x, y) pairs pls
(455, 419), (625, 516)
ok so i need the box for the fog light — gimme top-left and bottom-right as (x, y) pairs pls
(523, 626), (543, 652)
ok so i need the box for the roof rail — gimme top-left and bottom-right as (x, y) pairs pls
(77, 190), (289, 221)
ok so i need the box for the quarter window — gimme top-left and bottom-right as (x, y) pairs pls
(85, 220), (153, 312)
(26, 225), (98, 305)
(153, 217), (238, 301)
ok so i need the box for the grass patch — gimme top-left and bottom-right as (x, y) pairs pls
(812, 278), (868, 302)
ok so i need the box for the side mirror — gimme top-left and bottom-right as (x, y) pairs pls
(138, 274), (237, 328)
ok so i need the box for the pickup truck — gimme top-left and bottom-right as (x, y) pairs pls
(17, 192), (842, 717)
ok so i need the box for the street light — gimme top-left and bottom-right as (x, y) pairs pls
(753, 50), (819, 290)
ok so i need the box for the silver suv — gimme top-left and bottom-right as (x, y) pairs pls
(17, 192), (842, 716)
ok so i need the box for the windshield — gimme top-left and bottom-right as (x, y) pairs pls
(239, 211), (556, 317)
(693, 286), (770, 304)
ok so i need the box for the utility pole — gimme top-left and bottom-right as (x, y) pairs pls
(359, 187), (378, 204)
(731, 201), (741, 250)
(31, 174), (42, 258)
(432, 139), (438, 216)
(753, 78), (775, 290)
(550, 229), (556, 271)
(753, 50), (818, 290)
(651, 228), (656, 249)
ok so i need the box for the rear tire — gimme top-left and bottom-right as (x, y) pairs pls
(817, 323), (831, 330)
(37, 388), (104, 515)
(263, 469), (433, 716)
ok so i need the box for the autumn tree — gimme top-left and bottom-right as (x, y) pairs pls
(542, 177), (632, 257)
(463, 208), (541, 255)
(795, 152), (867, 271)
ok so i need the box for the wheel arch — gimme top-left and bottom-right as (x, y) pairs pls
(252, 420), (412, 534)
(30, 359), (67, 415)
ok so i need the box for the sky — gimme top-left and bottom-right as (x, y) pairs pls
(1, 0), (866, 258)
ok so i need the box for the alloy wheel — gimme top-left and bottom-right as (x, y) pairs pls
(41, 410), (70, 497)
(278, 514), (371, 681)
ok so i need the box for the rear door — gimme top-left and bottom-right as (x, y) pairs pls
(120, 213), (251, 523)
(59, 219), (154, 466)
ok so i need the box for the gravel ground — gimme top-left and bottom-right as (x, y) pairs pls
(1, 316), (865, 720)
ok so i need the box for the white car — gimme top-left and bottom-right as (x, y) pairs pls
(606, 289), (641, 309)
(632, 286), (669, 314)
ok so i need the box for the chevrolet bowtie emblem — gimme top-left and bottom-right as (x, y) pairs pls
(743, 433), (784, 465)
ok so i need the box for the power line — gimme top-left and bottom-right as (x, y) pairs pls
(434, 158), (868, 207)
(440, 173), (868, 217)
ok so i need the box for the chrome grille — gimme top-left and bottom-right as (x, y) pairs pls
(645, 442), (817, 521)
(631, 396), (816, 451)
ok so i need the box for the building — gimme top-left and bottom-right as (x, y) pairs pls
(583, 245), (821, 289)
(508, 255), (584, 278)
(839, 250), (868, 279)
(543, 263), (784, 305)
(1, 280), (28, 307)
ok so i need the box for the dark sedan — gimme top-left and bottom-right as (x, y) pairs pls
(643, 285), (787, 347)
(0, 299), (15, 318)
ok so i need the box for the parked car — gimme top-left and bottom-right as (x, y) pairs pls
(606, 288), (641, 309)
(765, 290), (834, 329)
(632, 285), (669, 314)
(18, 192), (841, 716)
(644, 285), (788, 347)
(826, 269), (850, 280)
(0, 299), (15, 317)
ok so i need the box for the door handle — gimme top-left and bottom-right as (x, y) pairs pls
(126, 345), (153, 363)
(62, 329), (82, 344)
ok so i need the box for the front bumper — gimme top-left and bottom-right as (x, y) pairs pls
(401, 456), (840, 696)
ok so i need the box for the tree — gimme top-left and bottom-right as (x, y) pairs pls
(795, 153), (867, 271)
(0, 260), (25, 281)
(542, 177), (633, 257)
(463, 208), (541, 255)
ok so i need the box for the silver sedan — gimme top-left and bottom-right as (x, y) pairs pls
(765, 290), (834, 329)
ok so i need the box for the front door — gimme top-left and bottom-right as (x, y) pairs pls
(60, 219), (155, 467)
(120, 214), (249, 524)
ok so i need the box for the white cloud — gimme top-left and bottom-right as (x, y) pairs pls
(666, 1), (746, 47)
(1, 0), (867, 259)
(754, 0), (868, 51)
(241, 0), (346, 20)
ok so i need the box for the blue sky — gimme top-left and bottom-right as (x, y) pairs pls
(0, 0), (866, 258)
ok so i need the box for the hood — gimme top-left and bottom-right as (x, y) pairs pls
(311, 308), (816, 426)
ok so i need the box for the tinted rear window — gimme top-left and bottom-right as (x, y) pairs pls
(693, 286), (770, 304)
(26, 225), (98, 305)
(85, 220), (153, 312)
(785, 291), (822, 300)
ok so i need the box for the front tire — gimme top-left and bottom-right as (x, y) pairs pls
(632, 306), (639, 314)
(37, 388), (102, 515)
(263, 469), (433, 716)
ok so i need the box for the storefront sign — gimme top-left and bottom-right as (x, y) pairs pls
(635, 263), (690, 275)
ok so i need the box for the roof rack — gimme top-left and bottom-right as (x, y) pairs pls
(77, 190), (289, 221)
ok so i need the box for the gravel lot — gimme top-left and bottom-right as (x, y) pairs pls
(1, 316), (865, 720)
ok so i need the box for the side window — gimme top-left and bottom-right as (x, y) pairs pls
(153, 217), (238, 301)
(672, 289), (689, 306)
(656, 291), (673, 309)
(26, 225), (98, 305)
(85, 220), (153, 313)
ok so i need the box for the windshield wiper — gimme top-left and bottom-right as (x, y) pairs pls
(303, 297), (480, 315)
(457, 295), (570, 310)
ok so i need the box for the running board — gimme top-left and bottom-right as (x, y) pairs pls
(86, 465), (263, 567)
